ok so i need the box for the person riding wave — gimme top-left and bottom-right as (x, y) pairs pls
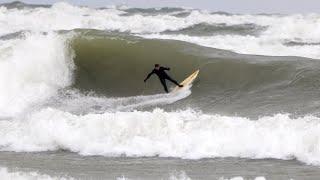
(144, 64), (183, 93)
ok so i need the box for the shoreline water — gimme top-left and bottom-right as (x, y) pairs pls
(0, 151), (319, 180)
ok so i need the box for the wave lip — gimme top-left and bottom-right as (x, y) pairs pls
(0, 32), (74, 116)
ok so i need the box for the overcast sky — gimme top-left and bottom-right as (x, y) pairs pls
(1, 0), (319, 13)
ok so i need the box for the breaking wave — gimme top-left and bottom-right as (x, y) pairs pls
(1, 1), (320, 167)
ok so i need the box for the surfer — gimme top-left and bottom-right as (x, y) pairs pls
(144, 64), (183, 93)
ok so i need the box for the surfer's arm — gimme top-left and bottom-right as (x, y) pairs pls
(144, 70), (154, 82)
(162, 67), (170, 71)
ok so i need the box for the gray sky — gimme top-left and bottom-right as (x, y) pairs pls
(1, 0), (320, 13)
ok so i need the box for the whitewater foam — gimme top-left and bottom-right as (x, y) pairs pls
(1, 2), (320, 58)
(1, 108), (320, 165)
(0, 32), (74, 117)
(0, 167), (73, 180)
(219, 177), (267, 180)
(48, 87), (191, 114)
(141, 33), (320, 59)
(0, 167), (282, 180)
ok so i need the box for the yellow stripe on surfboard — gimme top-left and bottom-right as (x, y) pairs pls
(171, 69), (199, 92)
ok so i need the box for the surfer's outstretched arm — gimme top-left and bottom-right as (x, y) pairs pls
(144, 70), (155, 82)
(162, 67), (170, 71)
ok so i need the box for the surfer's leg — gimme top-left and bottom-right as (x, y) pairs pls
(160, 79), (169, 93)
(166, 76), (183, 87)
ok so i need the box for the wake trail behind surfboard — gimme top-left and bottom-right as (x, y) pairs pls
(122, 69), (201, 110)
(46, 87), (192, 114)
(119, 87), (192, 111)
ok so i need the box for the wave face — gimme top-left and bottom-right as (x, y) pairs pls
(1, 2), (320, 166)
(70, 33), (320, 116)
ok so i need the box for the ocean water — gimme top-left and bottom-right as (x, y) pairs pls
(1, 1), (320, 179)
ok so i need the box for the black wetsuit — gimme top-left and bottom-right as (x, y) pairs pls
(144, 67), (180, 93)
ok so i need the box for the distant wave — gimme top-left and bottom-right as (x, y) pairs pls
(162, 23), (266, 36)
(0, 2), (320, 58)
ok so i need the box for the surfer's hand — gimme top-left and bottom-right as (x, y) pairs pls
(144, 79), (146, 82)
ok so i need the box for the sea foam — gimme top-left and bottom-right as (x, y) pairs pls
(0, 32), (74, 117)
(0, 2), (320, 58)
(1, 108), (320, 165)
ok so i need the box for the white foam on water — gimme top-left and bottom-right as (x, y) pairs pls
(49, 87), (191, 114)
(0, 2), (191, 35)
(0, 32), (74, 117)
(168, 171), (192, 180)
(0, 167), (274, 180)
(0, 167), (73, 180)
(141, 33), (320, 59)
(1, 108), (320, 165)
(116, 171), (195, 180)
(0, 167), (285, 180)
(1, 2), (320, 59)
(219, 177), (268, 180)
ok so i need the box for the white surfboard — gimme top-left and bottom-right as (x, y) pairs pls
(171, 69), (199, 93)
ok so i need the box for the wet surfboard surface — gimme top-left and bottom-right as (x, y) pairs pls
(171, 69), (199, 93)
